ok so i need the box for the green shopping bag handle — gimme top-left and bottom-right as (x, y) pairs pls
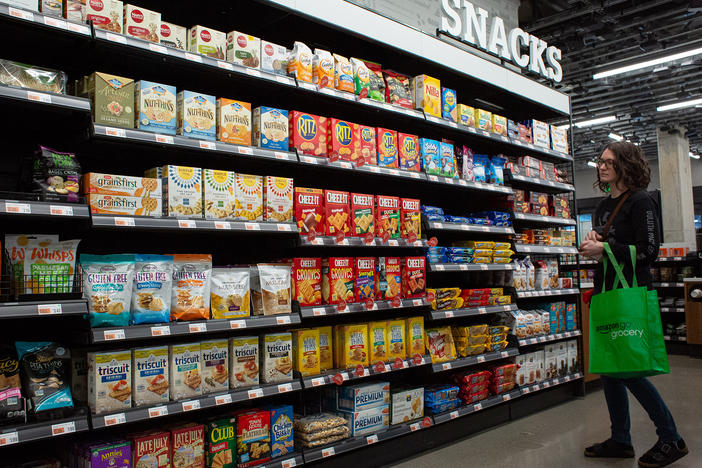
(602, 243), (638, 291)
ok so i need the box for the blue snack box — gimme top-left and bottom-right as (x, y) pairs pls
(264, 404), (294, 459)
(424, 385), (459, 403)
(254, 106), (289, 151)
(440, 142), (457, 178)
(136, 81), (177, 135)
(419, 138), (441, 175)
(441, 87), (457, 122)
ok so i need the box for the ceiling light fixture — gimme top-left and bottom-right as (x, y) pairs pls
(690, 152), (700, 160)
(574, 115), (617, 128)
(657, 97), (702, 112)
(593, 47), (702, 79)
(587, 160), (598, 167)
(608, 133), (623, 141)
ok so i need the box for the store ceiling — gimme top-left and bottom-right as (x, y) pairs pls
(520, 0), (702, 166)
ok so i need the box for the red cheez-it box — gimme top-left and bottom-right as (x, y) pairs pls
(400, 198), (421, 239)
(402, 256), (426, 298)
(351, 192), (375, 236)
(132, 431), (170, 468)
(292, 257), (322, 306)
(290, 111), (327, 157)
(324, 190), (350, 236)
(295, 187), (324, 234)
(328, 118), (359, 162)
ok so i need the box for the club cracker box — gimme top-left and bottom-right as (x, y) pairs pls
(289, 111), (327, 157)
(292, 257), (322, 307)
(206, 417), (236, 468)
(322, 257), (354, 305)
(351, 192), (375, 237)
(263, 176), (293, 222)
(398, 133), (420, 171)
(356, 124), (377, 166)
(355, 257), (376, 301)
(327, 118), (359, 162)
(376, 257), (401, 300)
(400, 198), (421, 239)
(323, 189), (350, 236)
(131, 431), (171, 468)
(376, 195), (400, 240)
(294, 187), (323, 235)
(376, 128), (398, 168)
(402, 257), (426, 299)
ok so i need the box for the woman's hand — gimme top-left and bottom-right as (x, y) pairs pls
(579, 239), (604, 258)
(585, 230), (603, 242)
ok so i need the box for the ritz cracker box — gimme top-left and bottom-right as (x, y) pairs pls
(356, 124), (377, 165)
(376, 128), (398, 168)
(327, 118), (359, 162)
(398, 133), (420, 172)
(289, 111), (327, 157)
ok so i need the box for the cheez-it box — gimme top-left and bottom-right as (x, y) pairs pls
(322, 257), (354, 304)
(324, 190), (350, 236)
(328, 118), (359, 162)
(292, 257), (322, 307)
(402, 257), (426, 299)
(400, 198), (421, 239)
(356, 124), (377, 166)
(376, 128), (398, 168)
(376, 257), (402, 300)
(376, 195), (400, 240)
(295, 187), (324, 234)
(290, 111), (327, 157)
(355, 257), (376, 301)
(351, 192), (375, 237)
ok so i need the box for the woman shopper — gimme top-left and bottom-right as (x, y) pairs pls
(579, 141), (688, 468)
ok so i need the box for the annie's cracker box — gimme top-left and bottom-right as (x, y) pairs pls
(322, 257), (354, 305)
(264, 176), (293, 222)
(292, 257), (322, 307)
(289, 111), (327, 157)
(229, 336), (259, 388)
(145, 165), (202, 218)
(217, 98), (251, 145)
(376, 257), (401, 300)
(169, 342), (202, 400)
(253, 106), (288, 151)
(206, 418), (236, 468)
(376, 128), (398, 168)
(294, 187), (323, 234)
(226, 31), (261, 68)
(398, 133), (420, 171)
(178, 91), (216, 141)
(87, 349), (132, 415)
(86, 0), (122, 33)
(132, 345), (169, 406)
(203, 169), (235, 219)
(292, 328), (320, 376)
(86, 193), (161, 217)
(324, 189), (350, 236)
(131, 431), (171, 468)
(171, 424), (205, 468)
(124, 4), (160, 43)
(376, 195), (400, 240)
(82, 72), (134, 129)
(351, 192), (374, 237)
(135, 80), (176, 134)
(411, 74), (440, 117)
(234, 173), (263, 221)
(187, 25), (226, 59)
(201, 339), (229, 395)
(160, 21), (186, 49)
(235, 409), (270, 467)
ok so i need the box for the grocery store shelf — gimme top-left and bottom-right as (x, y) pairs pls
(90, 314), (301, 343)
(517, 330), (581, 347)
(425, 174), (513, 194)
(664, 335), (687, 342)
(509, 139), (573, 162)
(660, 307), (685, 313)
(431, 348), (519, 373)
(0, 299), (87, 319)
(299, 355), (430, 389)
(429, 304), (516, 320)
(505, 171), (575, 193)
(300, 298), (429, 318)
(262, 454), (305, 468)
(0, 3), (91, 35)
(0, 84), (91, 112)
(653, 282), (685, 288)
(91, 380), (302, 430)
(432, 389), (521, 425)
(299, 236), (426, 247)
(580, 282), (595, 289)
(0, 415), (89, 447)
(92, 124), (299, 162)
(513, 244), (578, 255)
(517, 372), (583, 396)
(91, 214), (297, 233)
(354, 162), (426, 180)
(429, 263), (514, 272)
(425, 221), (515, 235)
(559, 260), (598, 266)
(656, 256), (694, 263)
(516, 289), (580, 298)
(512, 213), (576, 226)
(1, 198), (90, 218)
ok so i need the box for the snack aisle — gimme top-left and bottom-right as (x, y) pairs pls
(0, 1), (583, 466)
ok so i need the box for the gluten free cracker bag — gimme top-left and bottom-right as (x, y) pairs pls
(210, 267), (250, 319)
(171, 254), (212, 321)
(81, 254), (134, 328)
(132, 254), (173, 325)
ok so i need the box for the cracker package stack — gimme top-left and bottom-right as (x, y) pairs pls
(294, 413), (349, 448)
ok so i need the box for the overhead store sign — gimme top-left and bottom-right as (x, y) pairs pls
(440, 0), (563, 83)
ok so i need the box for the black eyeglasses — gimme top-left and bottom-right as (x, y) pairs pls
(596, 158), (616, 168)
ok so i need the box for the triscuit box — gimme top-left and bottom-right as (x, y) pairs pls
(187, 25), (226, 59)
(132, 345), (169, 406)
(260, 332), (293, 384)
(178, 91), (216, 141)
(83, 72), (135, 129)
(229, 336), (259, 388)
(88, 349), (132, 415)
(292, 328), (320, 377)
(169, 342), (202, 400)
(159, 21), (186, 49)
(234, 173), (263, 221)
(390, 387), (424, 425)
(260, 40), (288, 75)
(160, 165), (203, 218)
(334, 381), (390, 411)
(253, 106), (288, 151)
(86, 193), (161, 217)
(264, 176), (293, 222)
(201, 339), (229, 394)
(337, 404), (390, 436)
(203, 169), (235, 219)
(217, 98), (251, 145)
(411, 74), (440, 117)
(226, 31), (260, 68)
(124, 4), (161, 43)
(135, 80), (176, 135)
(83, 172), (161, 197)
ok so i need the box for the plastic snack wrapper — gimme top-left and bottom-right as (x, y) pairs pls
(132, 254), (173, 324)
(81, 254), (135, 327)
(0, 59), (67, 93)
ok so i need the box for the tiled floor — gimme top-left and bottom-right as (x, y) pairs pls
(391, 355), (700, 468)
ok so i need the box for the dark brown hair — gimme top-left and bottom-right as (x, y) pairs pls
(595, 141), (651, 192)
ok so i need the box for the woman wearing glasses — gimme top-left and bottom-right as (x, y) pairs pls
(579, 141), (688, 468)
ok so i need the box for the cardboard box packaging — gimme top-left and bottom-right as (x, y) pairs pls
(234, 173), (263, 221)
(398, 133), (420, 171)
(289, 111), (327, 156)
(369, 321), (388, 364)
(334, 381), (390, 411)
(206, 418), (236, 468)
(86, 0), (122, 33)
(178, 90), (216, 141)
(260, 40), (288, 75)
(159, 21), (186, 49)
(292, 328), (320, 376)
(327, 118), (359, 162)
(236, 410), (270, 467)
(441, 87), (457, 122)
(226, 31), (261, 68)
(356, 124), (377, 165)
(318, 326), (333, 371)
(322, 257), (354, 305)
(350, 192), (375, 237)
(412, 74), (440, 117)
(294, 187), (323, 234)
(376, 128), (398, 168)
(390, 387), (424, 425)
(217, 98), (251, 145)
(87, 349), (132, 414)
(323, 189), (350, 236)
(266, 405), (294, 459)
(253, 106), (288, 150)
(458, 104), (475, 127)
(87, 193), (161, 217)
(171, 424), (205, 468)
(338, 404), (390, 436)
(83, 172), (161, 197)
(132, 346), (169, 406)
(124, 4), (160, 42)
(260, 332), (293, 384)
(187, 25), (225, 59)
(203, 169), (235, 219)
(169, 343), (202, 400)
(375, 196), (400, 240)
(376, 257), (401, 300)
(156, 165), (202, 218)
(135, 80), (176, 134)
(132, 431), (171, 468)
(83, 72), (134, 129)
(264, 176), (293, 222)
(292, 257), (322, 307)
(355, 257), (376, 301)
(201, 338), (229, 394)
(229, 336), (259, 388)
(475, 108), (492, 131)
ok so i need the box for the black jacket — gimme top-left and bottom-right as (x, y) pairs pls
(593, 190), (660, 292)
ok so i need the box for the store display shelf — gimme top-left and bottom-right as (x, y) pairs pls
(429, 263), (514, 272)
(664, 335), (687, 342)
(509, 139), (573, 162)
(580, 282), (595, 289)
(91, 381), (303, 430)
(300, 355), (430, 389)
(425, 174), (513, 195)
(513, 244), (578, 255)
(90, 314), (301, 343)
(518, 372), (583, 396)
(431, 348), (519, 373)
(92, 124), (299, 162)
(425, 221), (515, 235)
(517, 330), (581, 347)
(559, 260), (598, 266)
(653, 282), (685, 288)
(0, 299), (87, 319)
(512, 213), (576, 226)
(430, 304), (516, 320)
(432, 389), (521, 425)
(297, 154), (427, 181)
(260, 454), (305, 468)
(301, 418), (432, 463)
(91, 214), (297, 233)
(300, 298), (429, 318)
(656, 256), (693, 263)
(0, 415), (89, 447)
(0, 84), (91, 112)
(505, 171), (574, 193)
(1, 198), (90, 218)
(660, 307), (685, 313)
(516, 289), (580, 298)
(299, 236), (426, 247)
(0, 3), (91, 34)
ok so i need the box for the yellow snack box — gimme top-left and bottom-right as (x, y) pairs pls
(475, 108), (493, 131)
(292, 328), (320, 377)
(406, 317), (425, 356)
(368, 321), (387, 365)
(317, 326), (333, 371)
(342, 323), (368, 368)
(492, 114), (507, 136)
(425, 327), (456, 363)
(234, 173), (263, 221)
(411, 74), (441, 117)
(386, 320), (406, 360)
(216, 98), (251, 145)
(457, 104), (475, 127)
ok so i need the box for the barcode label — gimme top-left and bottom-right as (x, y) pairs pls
(188, 323), (207, 333)
(5, 202), (31, 213)
(103, 330), (125, 341)
(215, 394), (232, 405)
(150, 326), (170, 336)
(182, 400), (200, 412)
(0, 431), (19, 446)
(229, 320), (246, 329)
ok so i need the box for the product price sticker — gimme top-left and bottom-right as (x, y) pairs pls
(104, 413), (126, 426)
(215, 394), (232, 405)
(321, 447), (335, 458)
(37, 304), (62, 315)
(188, 323), (207, 333)
(182, 400), (200, 412)
(217, 61), (234, 71)
(477, 355), (485, 363)
(282, 458), (297, 468)
(311, 377), (326, 387)
(150, 326), (170, 336)
(0, 431), (18, 446)
(27, 91), (51, 103)
(229, 320), (246, 329)
(49, 205), (73, 216)
(238, 146), (254, 155)
(278, 383), (293, 393)
(105, 32), (127, 44)
(155, 134), (174, 144)
(51, 421), (75, 436)
(103, 329), (125, 341)
(248, 388), (264, 399)
(5, 202), (31, 214)
(148, 43), (168, 54)
(43, 16), (66, 29)
(366, 434), (378, 445)
(148, 405), (168, 418)
(184, 52), (203, 63)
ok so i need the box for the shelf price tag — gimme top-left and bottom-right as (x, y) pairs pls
(182, 400), (200, 412)
(188, 323), (207, 333)
(248, 388), (264, 399)
(104, 413), (126, 426)
(27, 91), (51, 103)
(501, 351), (510, 358)
(478, 307), (487, 314)
(238, 146), (254, 155)
(155, 134), (174, 144)
(473, 403), (483, 411)
(214, 221), (231, 230)
(229, 320), (246, 329)
(278, 383), (293, 393)
(503, 394), (511, 401)
(217, 60), (234, 70)
(477, 355), (486, 363)
(51, 421), (75, 436)
(49, 205), (73, 216)
(0, 431), (19, 446)
(148, 405), (168, 418)
(105, 32), (127, 44)
(444, 311), (454, 318)
(311, 377), (326, 387)
(321, 447), (335, 458)
(449, 411), (459, 420)
(410, 422), (421, 432)
(103, 329), (125, 341)
(114, 217), (135, 226)
(276, 316), (291, 325)
(9, 7), (34, 20)
(274, 151), (289, 160)
(67, 22), (90, 34)
(37, 304), (62, 315)
(199, 140), (216, 150)
(215, 394), (233, 405)
(442, 363), (452, 371)
(150, 326), (170, 336)
(245, 222), (261, 231)
(245, 68), (262, 78)
(5, 202), (31, 214)
(185, 52), (203, 62)
(282, 458), (297, 468)
(178, 220), (196, 229)
(366, 434), (378, 445)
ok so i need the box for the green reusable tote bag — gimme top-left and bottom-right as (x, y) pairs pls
(589, 243), (669, 377)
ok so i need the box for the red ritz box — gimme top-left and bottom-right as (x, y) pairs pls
(327, 118), (359, 162)
(324, 189), (350, 236)
(350, 192), (375, 237)
(356, 124), (377, 166)
(402, 256), (426, 298)
(131, 431), (170, 468)
(290, 111), (327, 157)
(294, 187), (324, 235)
